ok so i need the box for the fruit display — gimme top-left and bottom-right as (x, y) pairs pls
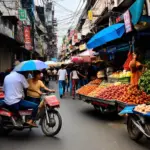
(87, 83), (150, 104)
(88, 83), (113, 97)
(109, 71), (131, 78)
(139, 70), (150, 94)
(134, 104), (150, 114)
(88, 86), (105, 97)
(96, 84), (129, 100)
(76, 84), (98, 95)
(118, 85), (150, 104)
(89, 79), (102, 85)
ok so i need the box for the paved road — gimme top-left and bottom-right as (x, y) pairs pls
(1, 82), (150, 150)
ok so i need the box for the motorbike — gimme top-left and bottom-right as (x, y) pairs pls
(119, 105), (150, 141)
(0, 93), (62, 137)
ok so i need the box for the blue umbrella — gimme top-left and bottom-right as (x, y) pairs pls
(14, 60), (48, 72)
(87, 23), (125, 49)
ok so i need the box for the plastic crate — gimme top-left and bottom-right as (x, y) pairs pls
(118, 77), (130, 83)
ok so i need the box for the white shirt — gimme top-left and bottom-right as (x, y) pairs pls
(72, 70), (79, 79)
(53, 69), (57, 75)
(4, 72), (29, 105)
(58, 69), (67, 80)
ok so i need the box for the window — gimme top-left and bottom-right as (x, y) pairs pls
(8, 21), (12, 30)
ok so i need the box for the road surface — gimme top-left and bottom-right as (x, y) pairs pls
(1, 82), (150, 150)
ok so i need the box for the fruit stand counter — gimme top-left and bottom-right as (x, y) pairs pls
(86, 96), (116, 106)
(77, 78), (150, 114)
(88, 97), (117, 113)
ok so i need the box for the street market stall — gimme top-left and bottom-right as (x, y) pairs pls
(76, 49), (150, 113)
(77, 78), (150, 114)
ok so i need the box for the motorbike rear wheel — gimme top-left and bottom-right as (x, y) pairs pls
(0, 116), (13, 136)
(127, 115), (143, 141)
(0, 128), (13, 136)
(41, 110), (62, 137)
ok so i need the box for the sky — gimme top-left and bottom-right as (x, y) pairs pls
(34, 0), (86, 51)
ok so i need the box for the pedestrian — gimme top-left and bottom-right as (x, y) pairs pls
(57, 64), (67, 98)
(71, 66), (86, 99)
(53, 68), (57, 81)
(66, 65), (71, 92)
(47, 69), (52, 81)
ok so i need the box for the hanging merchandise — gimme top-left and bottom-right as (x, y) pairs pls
(123, 44), (133, 71)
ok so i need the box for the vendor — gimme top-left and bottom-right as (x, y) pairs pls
(87, 63), (97, 81)
(129, 52), (144, 86)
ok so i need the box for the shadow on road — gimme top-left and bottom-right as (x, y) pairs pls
(0, 129), (61, 141)
(79, 106), (150, 149)
(80, 107), (123, 122)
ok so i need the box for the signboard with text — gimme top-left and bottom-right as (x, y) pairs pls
(79, 44), (86, 51)
(124, 10), (132, 33)
(18, 9), (27, 21)
(88, 10), (93, 21)
(24, 26), (32, 50)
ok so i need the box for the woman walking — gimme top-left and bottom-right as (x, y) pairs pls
(71, 66), (85, 99)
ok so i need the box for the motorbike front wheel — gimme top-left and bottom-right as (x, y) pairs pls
(127, 115), (143, 141)
(41, 110), (62, 137)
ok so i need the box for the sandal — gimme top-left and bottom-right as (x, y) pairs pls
(27, 120), (38, 127)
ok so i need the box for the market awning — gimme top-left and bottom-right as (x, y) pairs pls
(87, 23), (125, 49)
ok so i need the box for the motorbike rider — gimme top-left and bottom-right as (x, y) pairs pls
(3, 71), (38, 127)
(27, 71), (55, 104)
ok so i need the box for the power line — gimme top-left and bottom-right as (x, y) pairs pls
(58, 0), (85, 45)
(67, 0), (83, 30)
(53, 1), (74, 13)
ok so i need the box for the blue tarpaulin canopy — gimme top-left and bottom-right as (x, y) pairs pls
(87, 23), (125, 49)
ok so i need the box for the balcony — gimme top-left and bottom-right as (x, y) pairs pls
(0, 17), (14, 39)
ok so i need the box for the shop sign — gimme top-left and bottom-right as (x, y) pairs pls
(116, 15), (124, 23)
(72, 31), (78, 45)
(18, 9), (27, 21)
(79, 44), (87, 51)
(88, 10), (93, 21)
(69, 30), (75, 38)
(124, 10), (132, 33)
(24, 26), (32, 50)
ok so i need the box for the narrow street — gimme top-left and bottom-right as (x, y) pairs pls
(0, 83), (150, 150)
